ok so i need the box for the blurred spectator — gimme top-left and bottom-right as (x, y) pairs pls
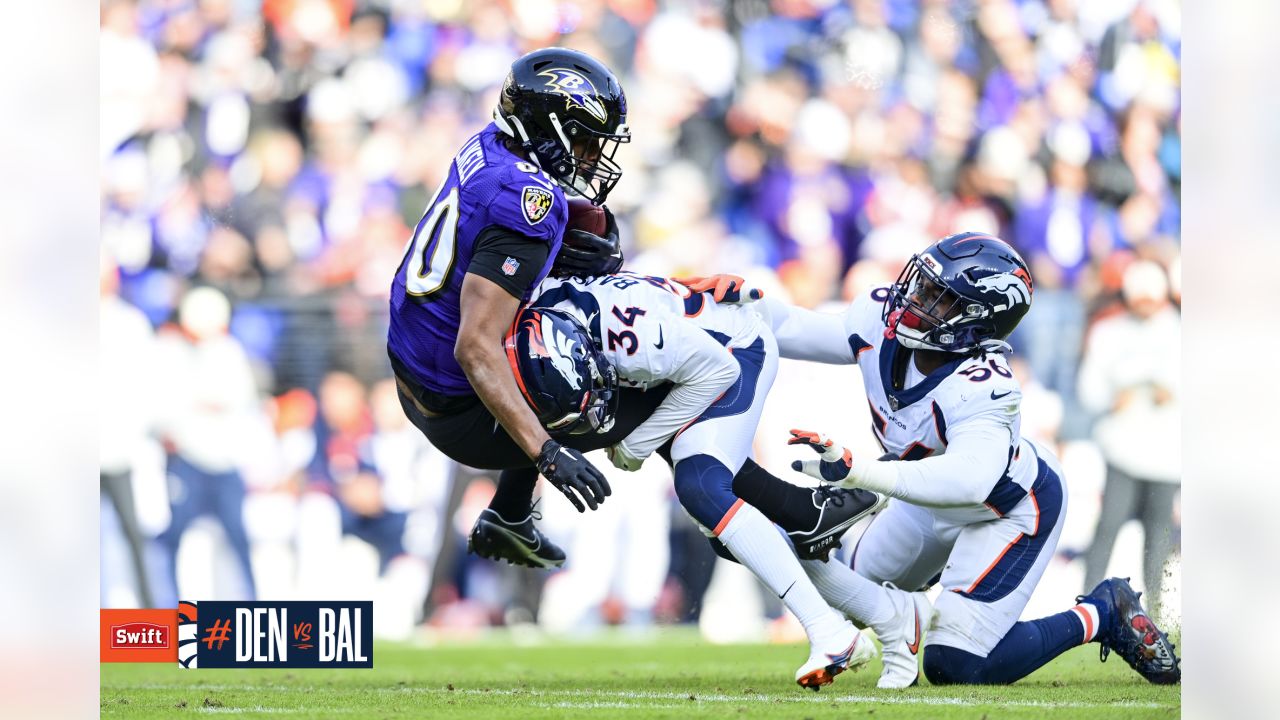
(1077, 260), (1180, 609)
(303, 371), (407, 573)
(100, 253), (158, 607)
(154, 286), (260, 604)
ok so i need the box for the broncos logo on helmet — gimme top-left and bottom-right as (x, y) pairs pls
(519, 313), (584, 392)
(538, 69), (609, 124)
(507, 307), (618, 436)
(544, 314), (585, 392)
(973, 270), (1032, 309)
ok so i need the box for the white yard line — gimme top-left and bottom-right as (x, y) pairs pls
(193, 707), (356, 715)
(130, 684), (1173, 710)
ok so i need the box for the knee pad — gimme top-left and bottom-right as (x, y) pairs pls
(923, 644), (985, 685)
(672, 454), (737, 530)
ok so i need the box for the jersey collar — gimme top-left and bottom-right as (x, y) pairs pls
(878, 338), (966, 412)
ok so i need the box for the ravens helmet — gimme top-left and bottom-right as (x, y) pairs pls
(494, 47), (629, 205)
(882, 232), (1034, 354)
(505, 307), (618, 436)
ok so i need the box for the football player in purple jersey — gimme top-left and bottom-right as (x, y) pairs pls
(387, 47), (657, 568)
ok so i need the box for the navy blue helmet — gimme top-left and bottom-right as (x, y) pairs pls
(882, 232), (1034, 353)
(505, 307), (618, 436)
(493, 47), (629, 205)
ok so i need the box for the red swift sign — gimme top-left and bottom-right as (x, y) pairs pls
(110, 622), (170, 649)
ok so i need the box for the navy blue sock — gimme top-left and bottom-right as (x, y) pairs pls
(923, 608), (1090, 685)
(488, 467), (539, 521)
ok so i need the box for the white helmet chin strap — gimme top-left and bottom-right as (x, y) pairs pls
(547, 112), (593, 196)
(894, 326), (938, 351)
(493, 107), (542, 169)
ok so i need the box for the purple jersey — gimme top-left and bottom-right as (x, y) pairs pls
(388, 123), (568, 396)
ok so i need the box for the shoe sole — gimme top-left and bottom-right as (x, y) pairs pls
(794, 494), (890, 559)
(796, 635), (877, 691)
(796, 666), (840, 691)
(1108, 578), (1181, 684)
(468, 521), (565, 569)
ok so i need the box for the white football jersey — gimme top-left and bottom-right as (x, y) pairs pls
(840, 287), (1040, 526)
(531, 273), (765, 460)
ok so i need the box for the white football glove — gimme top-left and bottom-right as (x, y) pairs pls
(607, 442), (644, 472)
(787, 429), (856, 486)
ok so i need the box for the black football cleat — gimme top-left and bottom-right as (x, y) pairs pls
(467, 504), (566, 569)
(790, 487), (887, 561)
(1078, 577), (1180, 684)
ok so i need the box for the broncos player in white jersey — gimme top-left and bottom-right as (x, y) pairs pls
(683, 232), (1180, 689)
(506, 271), (876, 689)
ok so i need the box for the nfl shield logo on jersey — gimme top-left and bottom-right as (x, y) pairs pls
(522, 186), (554, 225)
(502, 256), (521, 276)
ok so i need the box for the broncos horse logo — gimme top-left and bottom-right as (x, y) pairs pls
(542, 314), (584, 392)
(538, 69), (609, 125)
(973, 269), (1033, 309)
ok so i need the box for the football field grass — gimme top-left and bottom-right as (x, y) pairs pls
(100, 629), (1180, 719)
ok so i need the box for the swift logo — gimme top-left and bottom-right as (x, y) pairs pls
(111, 622), (170, 649)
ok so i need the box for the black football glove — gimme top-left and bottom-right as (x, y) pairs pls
(551, 206), (623, 278)
(535, 439), (612, 512)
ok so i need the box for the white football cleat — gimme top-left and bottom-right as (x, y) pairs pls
(795, 620), (878, 691)
(873, 583), (932, 689)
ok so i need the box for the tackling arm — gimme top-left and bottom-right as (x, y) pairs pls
(851, 419), (1013, 507)
(456, 273), (552, 459)
(756, 297), (855, 364)
(791, 410), (1014, 508)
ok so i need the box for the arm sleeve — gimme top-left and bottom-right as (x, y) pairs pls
(618, 324), (741, 461)
(850, 410), (1014, 508)
(757, 297), (855, 364)
(467, 225), (552, 300)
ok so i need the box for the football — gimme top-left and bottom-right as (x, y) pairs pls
(566, 197), (608, 236)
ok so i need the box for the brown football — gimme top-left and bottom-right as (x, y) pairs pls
(566, 198), (607, 236)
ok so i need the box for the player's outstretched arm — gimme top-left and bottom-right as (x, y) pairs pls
(673, 275), (854, 364)
(757, 297), (854, 364)
(788, 421), (1011, 508)
(457, 272), (610, 511)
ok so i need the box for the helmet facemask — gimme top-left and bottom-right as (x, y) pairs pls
(565, 348), (619, 436)
(494, 107), (630, 206)
(545, 113), (629, 205)
(883, 254), (989, 352)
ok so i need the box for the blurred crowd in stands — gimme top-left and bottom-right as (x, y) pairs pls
(100, 0), (1182, 638)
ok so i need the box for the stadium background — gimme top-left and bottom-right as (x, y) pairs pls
(99, 0), (1181, 644)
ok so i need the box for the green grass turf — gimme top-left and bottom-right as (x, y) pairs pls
(100, 628), (1180, 719)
